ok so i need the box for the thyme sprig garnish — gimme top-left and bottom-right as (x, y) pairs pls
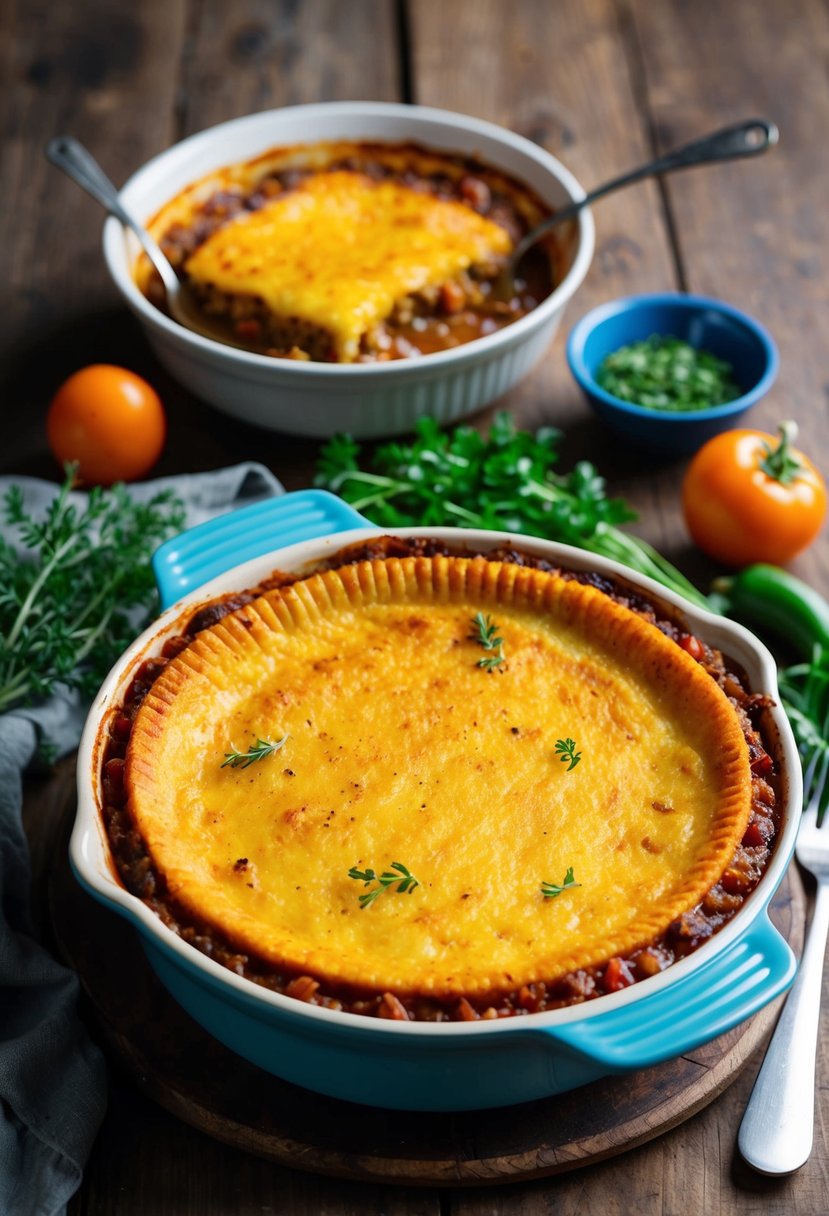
(540, 867), (581, 900)
(555, 737), (582, 771)
(348, 862), (420, 909)
(222, 734), (289, 769)
(0, 465), (185, 717)
(469, 611), (506, 671)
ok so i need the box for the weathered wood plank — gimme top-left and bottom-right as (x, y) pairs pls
(628, 0), (829, 594)
(0, 0), (188, 472)
(73, 1077), (440, 1216)
(176, 0), (401, 134)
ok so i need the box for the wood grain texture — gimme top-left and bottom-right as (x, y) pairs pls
(626, 0), (829, 595)
(175, 0), (401, 134)
(0, 0), (187, 471)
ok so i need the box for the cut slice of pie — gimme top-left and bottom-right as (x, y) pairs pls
(125, 555), (753, 1000)
(181, 170), (512, 361)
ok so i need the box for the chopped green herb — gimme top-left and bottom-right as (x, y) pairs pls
(348, 861), (420, 908)
(541, 866), (581, 900)
(315, 413), (707, 608)
(555, 737), (581, 771)
(222, 734), (289, 769)
(596, 335), (742, 413)
(0, 465), (185, 717)
(469, 611), (506, 670)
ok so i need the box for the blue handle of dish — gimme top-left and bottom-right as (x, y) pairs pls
(542, 910), (795, 1070)
(152, 489), (374, 608)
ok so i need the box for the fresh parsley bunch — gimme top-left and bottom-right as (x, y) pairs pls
(0, 469), (185, 714)
(316, 413), (705, 606)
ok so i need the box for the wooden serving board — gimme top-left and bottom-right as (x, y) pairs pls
(49, 791), (805, 1188)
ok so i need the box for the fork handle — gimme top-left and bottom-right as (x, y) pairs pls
(738, 879), (829, 1174)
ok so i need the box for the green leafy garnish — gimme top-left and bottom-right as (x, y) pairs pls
(596, 335), (742, 413)
(540, 866), (581, 900)
(315, 413), (706, 607)
(554, 737), (581, 771)
(469, 611), (506, 670)
(222, 734), (289, 769)
(348, 861), (420, 908)
(777, 651), (829, 824)
(0, 467), (185, 716)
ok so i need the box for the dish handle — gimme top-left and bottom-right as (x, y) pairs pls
(152, 489), (375, 609)
(539, 910), (796, 1070)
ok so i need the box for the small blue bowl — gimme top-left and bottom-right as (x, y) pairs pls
(566, 293), (779, 454)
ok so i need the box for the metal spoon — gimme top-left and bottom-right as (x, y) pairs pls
(497, 118), (779, 298)
(45, 135), (234, 344)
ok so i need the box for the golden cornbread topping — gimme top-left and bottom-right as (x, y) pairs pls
(183, 171), (512, 363)
(137, 141), (563, 361)
(100, 546), (779, 1021)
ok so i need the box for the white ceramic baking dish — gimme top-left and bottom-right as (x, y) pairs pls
(102, 102), (594, 438)
(71, 490), (799, 1110)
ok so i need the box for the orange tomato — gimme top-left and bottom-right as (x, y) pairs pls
(47, 365), (166, 485)
(682, 422), (827, 567)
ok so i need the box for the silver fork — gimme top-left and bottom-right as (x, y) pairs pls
(738, 748), (829, 1174)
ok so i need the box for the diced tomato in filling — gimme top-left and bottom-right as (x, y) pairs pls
(742, 812), (775, 848)
(102, 757), (125, 800)
(234, 318), (263, 341)
(603, 957), (635, 992)
(749, 737), (774, 776)
(678, 633), (705, 661)
(110, 714), (132, 741)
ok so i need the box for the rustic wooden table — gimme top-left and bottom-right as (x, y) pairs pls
(4, 0), (829, 1212)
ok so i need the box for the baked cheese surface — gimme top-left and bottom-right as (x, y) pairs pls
(126, 557), (752, 998)
(182, 170), (512, 361)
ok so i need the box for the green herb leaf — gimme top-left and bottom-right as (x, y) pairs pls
(222, 734), (289, 769)
(314, 413), (707, 607)
(554, 737), (581, 771)
(469, 611), (506, 670)
(778, 648), (829, 825)
(540, 866), (581, 900)
(348, 861), (420, 908)
(596, 336), (742, 413)
(0, 466), (185, 719)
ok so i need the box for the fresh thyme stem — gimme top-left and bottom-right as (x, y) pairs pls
(5, 533), (79, 651)
(0, 468), (186, 722)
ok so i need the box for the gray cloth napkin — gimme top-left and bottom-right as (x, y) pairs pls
(0, 463), (284, 1216)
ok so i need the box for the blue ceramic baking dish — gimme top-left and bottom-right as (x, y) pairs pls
(71, 490), (799, 1111)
